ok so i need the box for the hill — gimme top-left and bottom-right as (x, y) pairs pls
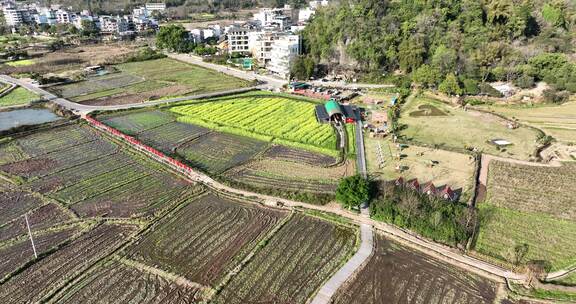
(301, 0), (576, 94)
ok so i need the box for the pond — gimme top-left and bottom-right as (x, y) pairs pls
(0, 108), (61, 131)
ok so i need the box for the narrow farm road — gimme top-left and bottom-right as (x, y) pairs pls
(0, 74), (260, 115)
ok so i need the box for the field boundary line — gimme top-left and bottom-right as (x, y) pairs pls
(211, 210), (295, 300)
(116, 257), (211, 291)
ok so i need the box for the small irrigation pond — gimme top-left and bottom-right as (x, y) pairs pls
(0, 108), (61, 131)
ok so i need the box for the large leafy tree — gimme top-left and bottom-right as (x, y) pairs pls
(336, 175), (370, 210)
(156, 24), (195, 53)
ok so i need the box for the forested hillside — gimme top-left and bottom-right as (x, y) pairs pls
(301, 0), (576, 94)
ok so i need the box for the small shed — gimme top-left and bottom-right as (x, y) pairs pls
(315, 104), (330, 123)
(422, 182), (436, 196)
(440, 186), (457, 201)
(325, 99), (343, 120)
(395, 177), (405, 186)
(406, 179), (420, 191)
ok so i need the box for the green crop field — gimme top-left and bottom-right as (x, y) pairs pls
(5, 59), (35, 67)
(170, 94), (338, 155)
(0, 87), (39, 107)
(399, 96), (540, 160)
(475, 160), (576, 272)
(51, 58), (250, 105)
(475, 204), (576, 272)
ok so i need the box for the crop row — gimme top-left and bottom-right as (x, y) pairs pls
(169, 96), (337, 151)
(487, 161), (576, 220)
(52, 260), (202, 304)
(0, 224), (138, 303)
(70, 172), (196, 218)
(175, 132), (268, 174)
(333, 234), (497, 304)
(15, 124), (100, 157)
(213, 214), (356, 304)
(263, 145), (336, 167)
(0, 226), (80, 280)
(226, 168), (337, 193)
(0, 188), (44, 226)
(138, 121), (210, 152)
(99, 110), (175, 135)
(126, 193), (286, 286)
(0, 203), (73, 243)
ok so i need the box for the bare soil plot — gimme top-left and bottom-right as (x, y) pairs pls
(486, 161), (576, 220)
(400, 97), (540, 160)
(263, 145), (337, 166)
(69, 172), (196, 218)
(0, 203), (73, 242)
(366, 137), (476, 200)
(0, 226), (80, 279)
(1, 44), (138, 76)
(0, 189), (44, 226)
(126, 193), (287, 286)
(333, 233), (498, 304)
(0, 223), (138, 303)
(138, 122), (210, 153)
(213, 214), (357, 304)
(176, 132), (269, 174)
(475, 204), (576, 272)
(53, 260), (202, 304)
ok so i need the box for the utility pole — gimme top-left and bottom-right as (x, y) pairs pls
(25, 213), (38, 259)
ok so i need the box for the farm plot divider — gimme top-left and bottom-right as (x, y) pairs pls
(84, 116), (203, 183)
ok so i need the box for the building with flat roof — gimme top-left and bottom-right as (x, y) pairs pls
(267, 34), (300, 79)
(228, 26), (251, 54)
(145, 3), (166, 11)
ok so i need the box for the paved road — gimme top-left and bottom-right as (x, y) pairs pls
(355, 120), (367, 178)
(168, 53), (287, 89)
(0, 75), (259, 115)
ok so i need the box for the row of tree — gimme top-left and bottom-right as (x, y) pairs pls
(156, 24), (218, 55)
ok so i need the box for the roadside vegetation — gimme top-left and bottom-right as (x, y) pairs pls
(0, 87), (39, 107)
(371, 181), (476, 247)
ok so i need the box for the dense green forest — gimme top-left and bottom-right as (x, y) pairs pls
(301, 0), (576, 94)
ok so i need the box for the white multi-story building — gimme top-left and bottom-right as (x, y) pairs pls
(3, 6), (30, 26)
(34, 7), (57, 25)
(253, 6), (293, 30)
(309, 0), (329, 9)
(145, 3), (166, 12)
(55, 9), (70, 23)
(268, 35), (300, 79)
(248, 30), (284, 65)
(298, 7), (315, 23)
(227, 26), (250, 54)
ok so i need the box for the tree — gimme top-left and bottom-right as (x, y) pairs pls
(156, 24), (195, 53)
(412, 64), (440, 88)
(398, 36), (426, 73)
(512, 243), (529, 266)
(80, 20), (99, 37)
(431, 45), (457, 75)
(290, 56), (315, 80)
(439, 74), (463, 96)
(336, 175), (370, 210)
(462, 78), (480, 95)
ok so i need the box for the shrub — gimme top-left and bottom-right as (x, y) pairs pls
(462, 78), (480, 95)
(336, 175), (370, 210)
(542, 88), (570, 104)
(515, 74), (535, 89)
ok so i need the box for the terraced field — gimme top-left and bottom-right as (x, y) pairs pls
(126, 193), (287, 286)
(52, 260), (203, 304)
(0, 224), (137, 303)
(213, 214), (357, 304)
(333, 234), (497, 304)
(476, 160), (576, 271)
(0, 123), (199, 218)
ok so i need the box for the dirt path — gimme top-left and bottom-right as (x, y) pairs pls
(478, 154), (561, 187)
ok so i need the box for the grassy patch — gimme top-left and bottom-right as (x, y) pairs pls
(475, 204), (576, 271)
(480, 101), (576, 143)
(0, 87), (40, 107)
(399, 96), (540, 160)
(5, 59), (35, 67)
(551, 272), (576, 286)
